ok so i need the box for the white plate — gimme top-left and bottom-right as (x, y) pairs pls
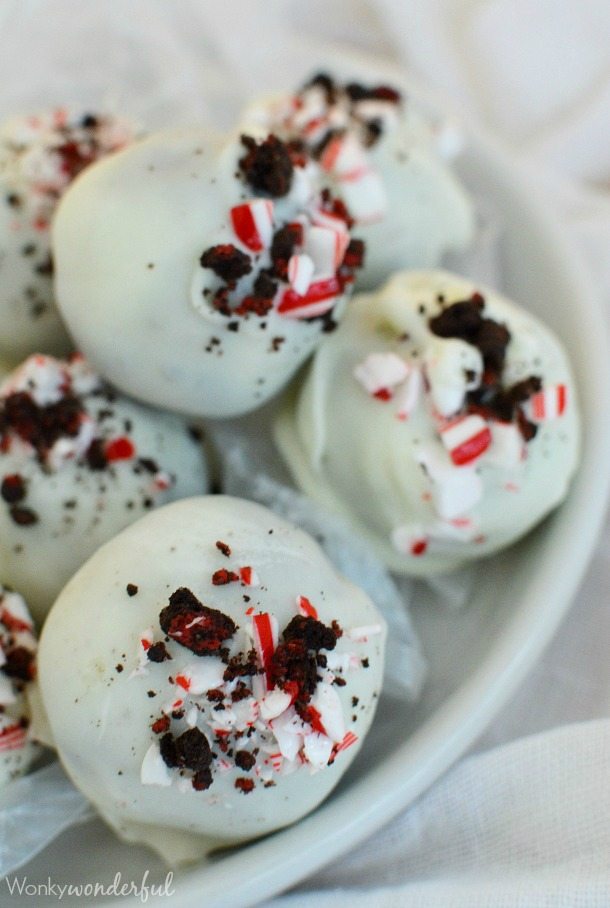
(18, 66), (610, 907)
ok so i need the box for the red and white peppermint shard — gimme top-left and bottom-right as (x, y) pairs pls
(239, 566), (260, 587)
(277, 275), (341, 320)
(525, 385), (567, 422)
(297, 595), (318, 619)
(330, 730), (359, 763)
(305, 224), (349, 277)
(440, 414), (492, 466)
(252, 612), (279, 690)
(230, 199), (274, 252)
(287, 254), (315, 296)
(309, 682), (345, 743)
(353, 352), (410, 400)
(319, 134), (369, 181)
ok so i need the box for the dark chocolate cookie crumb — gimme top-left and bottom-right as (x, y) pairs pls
(239, 134), (294, 198)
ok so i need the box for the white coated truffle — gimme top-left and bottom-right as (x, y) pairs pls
(0, 354), (208, 622)
(275, 270), (580, 574)
(240, 74), (475, 290)
(53, 129), (365, 419)
(38, 496), (386, 862)
(0, 109), (136, 362)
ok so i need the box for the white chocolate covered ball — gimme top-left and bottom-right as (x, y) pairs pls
(240, 74), (475, 289)
(0, 109), (136, 362)
(0, 355), (208, 622)
(38, 496), (386, 862)
(53, 129), (366, 419)
(0, 586), (39, 786)
(275, 270), (580, 574)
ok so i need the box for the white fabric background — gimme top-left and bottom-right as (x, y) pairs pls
(2, 1), (609, 904)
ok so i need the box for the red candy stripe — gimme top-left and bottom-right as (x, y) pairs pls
(105, 437), (136, 462)
(297, 596), (318, 619)
(277, 276), (341, 319)
(252, 613), (277, 690)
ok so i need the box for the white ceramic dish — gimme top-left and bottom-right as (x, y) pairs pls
(15, 63), (610, 907)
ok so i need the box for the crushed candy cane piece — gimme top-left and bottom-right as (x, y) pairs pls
(141, 743), (173, 786)
(297, 595), (318, 619)
(287, 253), (315, 296)
(230, 199), (274, 252)
(252, 612), (278, 690)
(239, 566), (260, 587)
(440, 414), (492, 466)
(354, 352), (410, 397)
(525, 385), (567, 422)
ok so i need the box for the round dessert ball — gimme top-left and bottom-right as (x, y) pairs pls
(0, 586), (39, 786)
(37, 496), (386, 862)
(52, 129), (366, 419)
(0, 109), (136, 362)
(240, 73), (475, 290)
(275, 270), (580, 574)
(0, 354), (208, 623)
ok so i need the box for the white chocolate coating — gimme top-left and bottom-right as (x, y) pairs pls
(53, 129), (363, 419)
(0, 355), (207, 622)
(275, 270), (580, 574)
(38, 496), (386, 861)
(241, 78), (475, 289)
(0, 587), (39, 787)
(0, 110), (136, 362)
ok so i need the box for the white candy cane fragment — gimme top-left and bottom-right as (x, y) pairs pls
(353, 352), (410, 400)
(270, 709), (303, 762)
(252, 612), (278, 690)
(439, 414), (492, 466)
(309, 682), (345, 743)
(287, 254), (315, 296)
(230, 199), (274, 252)
(140, 743), (172, 786)
(131, 626), (154, 677)
(1, 592), (34, 632)
(346, 624), (384, 642)
(525, 385), (567, 422)
(174, 659), (225, 696)
(260, 687), (292, 721)
(297, 595), (318, 619)
(303, 732), (334, 769)
(394, 367), (423, 420)
(304, 225), (348, 277)
(486, 420), (526, 469)
(340, 170), (387, 225)
(417, 445), (483, 519)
